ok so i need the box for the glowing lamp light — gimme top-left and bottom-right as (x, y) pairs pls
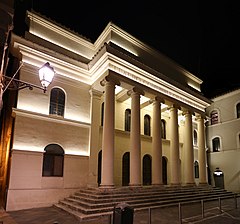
(39, 62), (55, 92)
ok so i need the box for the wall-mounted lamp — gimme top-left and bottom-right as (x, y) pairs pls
(38, 62), (55, 92)
(2, 62), (55, 93)
(0, 62), (55, 114)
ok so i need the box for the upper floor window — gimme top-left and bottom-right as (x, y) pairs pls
(236, 103), (240, 119)
(125, 109), (131, 131)
(238, 133), (240, 149)
(144, 114), (151, 136)
(161, 119), (166, 139)
(101, 102), (104, 126)
(49, 88), (65, 116)
(42, 144), (64, 177)
(210, 110), (219, 125)
(212, 137), (220, 152)
(193, 130), (198, 146)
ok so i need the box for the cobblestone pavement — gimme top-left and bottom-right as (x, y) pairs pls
(1, 197), (240, 224)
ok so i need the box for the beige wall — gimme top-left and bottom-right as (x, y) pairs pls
(18, 66), (91, 123)
(206, 89), (240, 192)
(7, 150), (89, 211)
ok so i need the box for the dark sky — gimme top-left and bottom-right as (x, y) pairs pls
(14, 0), (240, 98)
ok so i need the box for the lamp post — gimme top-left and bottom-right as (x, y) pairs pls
(0, 62), (55, 114)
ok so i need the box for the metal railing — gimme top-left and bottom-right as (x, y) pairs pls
(107, 193), (240, 224)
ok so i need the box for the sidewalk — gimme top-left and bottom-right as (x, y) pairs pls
(0, 208), (17, 224)
(1, 197), (240, 224)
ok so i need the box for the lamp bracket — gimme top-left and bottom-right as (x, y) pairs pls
(2, 75), (46, 92)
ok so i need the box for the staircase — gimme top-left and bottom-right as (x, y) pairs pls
(54, 185), (236, 220)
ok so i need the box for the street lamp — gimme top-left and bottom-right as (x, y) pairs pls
(2, 62), (55, 93)
(0, 62), (55, 113)
(38, 62), (55, 92)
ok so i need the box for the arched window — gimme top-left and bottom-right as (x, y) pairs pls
(49, 88), (65, 116)
(125, 109), (131, 131)
(212, 137), (220, 152)
(236, 103), (240, 119)
(194, 161), (199, 178)
(161, 119), (166, 139)
(144, 114), (151, 136)
(210, 110), (219, 125)
(142, 154), (152, 185)
(101, 102), (104, 126)
(122, 152), (130, 186)
(97, 150), (102, 186)
(238, 133), (240, 149)
(193, 130), (198, 146)
(162, 156), (167, 185)
(42, 144), (64, 177)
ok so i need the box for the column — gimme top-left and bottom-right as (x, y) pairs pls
(197, 115), (208, 184)
(128, 87), (144, 186)
(152, 97), (164, 185)
(100, 76), (119, 188)
(88, 89), (102, 187)
(183, 110), (195, 185)
(169, 105), (181, 185)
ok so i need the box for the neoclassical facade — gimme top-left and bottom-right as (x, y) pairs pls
(4, 11), (211, 211)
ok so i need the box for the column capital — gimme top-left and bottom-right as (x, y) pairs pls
(153, 96), (165, 104)
(168, 104), (181, 111)
(195, 113), (207, 121)
(182, 109), (194, 116)
(127, 87), (144, 96)
(100, 75), (120, 87)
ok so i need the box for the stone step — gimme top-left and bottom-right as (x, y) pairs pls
(79, 185), (216, 194)
(54, 185), (237, 220)
(54, 203), (112, 221)
(75, 186), (227, 199)
(70, 189), (232, 207)
(60, 191), (235, 212)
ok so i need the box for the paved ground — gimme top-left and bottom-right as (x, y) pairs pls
(1, 197), (240, 224)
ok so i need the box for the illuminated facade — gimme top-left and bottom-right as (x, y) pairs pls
(206, 89), (240, 192)
(5, 11), (211, 211)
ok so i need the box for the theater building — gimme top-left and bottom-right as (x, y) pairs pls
(3, 11), (211, 211)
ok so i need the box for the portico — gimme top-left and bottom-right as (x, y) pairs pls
(97, 72), (208, 188)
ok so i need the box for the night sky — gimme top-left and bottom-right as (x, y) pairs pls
(13, 0), (240, 99)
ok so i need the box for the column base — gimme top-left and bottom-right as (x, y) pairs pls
(128, 184), (142, 188)
(198, 182), (209, 186)
(170, 183), (181, 187)
(99, 184), (115, 189)
(151, 183), (164, 188)
(183, 182), (196, 186)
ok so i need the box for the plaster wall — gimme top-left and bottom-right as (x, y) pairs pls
(17, 66), (91, 123)
(209, 150), (240, 192)
(6, 150), (89, 211)
(12, 115), (90, 155)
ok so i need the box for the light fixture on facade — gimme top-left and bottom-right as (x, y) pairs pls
(214, 168), (223, 176)
(0, 62), (55, 114)
(38, 62), (55, 92)
(2, 62), (55, 93)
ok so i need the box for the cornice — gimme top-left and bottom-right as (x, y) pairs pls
(27, 11), (94, 50)
(94, 22), (202, 84)
(12, 34), (210, 113)
(12, 108), (91, 128)
(91, 52), (210, 112)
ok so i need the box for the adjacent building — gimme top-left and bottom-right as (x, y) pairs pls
(2, 10), (212, 211)
(206, 88), (240, 192)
